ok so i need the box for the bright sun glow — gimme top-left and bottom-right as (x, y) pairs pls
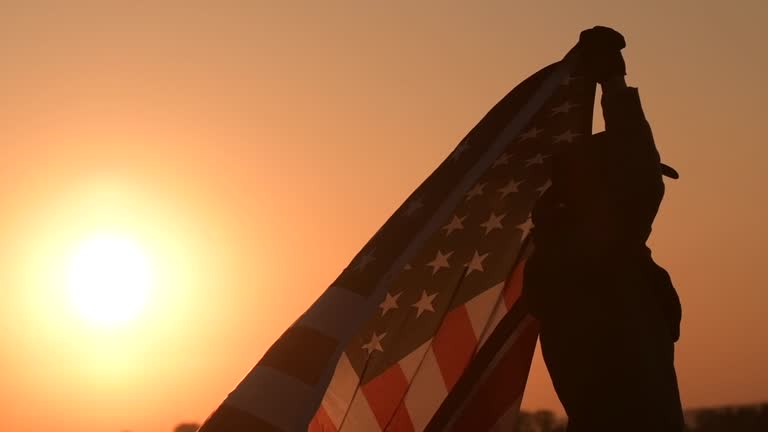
(67, 233), (153, 327)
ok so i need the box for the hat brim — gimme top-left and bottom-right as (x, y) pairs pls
(661, 163), (679, 179)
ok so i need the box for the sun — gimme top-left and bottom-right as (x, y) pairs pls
(67, 232), (154, 327)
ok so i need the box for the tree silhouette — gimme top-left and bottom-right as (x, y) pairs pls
(160, 403), (768, 432)
(533, 409), (558, 432)
(515, 411), (538, 432)
(688, 403), (768, 431)
(516, 410), (566, 432)
(174, 423), (201, 432)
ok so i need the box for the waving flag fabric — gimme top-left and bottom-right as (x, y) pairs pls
(199, 46), (595, 432)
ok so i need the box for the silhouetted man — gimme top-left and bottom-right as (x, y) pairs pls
(522, 27), (685, 431)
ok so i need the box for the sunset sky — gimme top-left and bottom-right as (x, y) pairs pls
(2, 2), (767, 431)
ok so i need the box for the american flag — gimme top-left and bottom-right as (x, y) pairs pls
(198, 46), (595, 432)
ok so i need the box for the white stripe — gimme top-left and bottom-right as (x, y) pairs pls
(479, 291), (510, 348)
(338, 384), (382, 431)
(464, 282), (505, 341)
(320, 353), (359, 428)
(399, 340), (432, 380)
(403, 347), (449, 431)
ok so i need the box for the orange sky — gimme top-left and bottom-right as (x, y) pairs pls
(2, 2), (767, 431)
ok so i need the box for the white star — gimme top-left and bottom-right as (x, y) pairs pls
(379, 292), (401, 316)
(517, 218), (535, 239)
(525, 153), (548, 166)
(553, 130), (582, 144)
(465, 250), (489, 276)
(520, 126), (543, 140)
(492, 152), (513, 168)
(404, 263), (413, 271)
(426, 250), (453, 275)
(352, 249), (375, 271)
(498, 178), (524, 199)
(465, 182), (486, 200)
(442, 215), (466, 236)
(551, 100), (578, 115)
(480, 212), (506, 235)
(404, 198), (424, 216)
(412, 290), (438, 317)
(362, 332), (387, 354)
(536, 179), (553, 195)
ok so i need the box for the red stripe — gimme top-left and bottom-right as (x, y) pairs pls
(309, 404), (337, 432)
(450, 318), (539, 431)
(504, 259), (527, 309)
(361, 364), (414, 431)
(386, 403), (417, 432)
(431, 306), (478, 390)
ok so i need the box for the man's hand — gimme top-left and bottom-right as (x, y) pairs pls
(577, 26), (627, 85)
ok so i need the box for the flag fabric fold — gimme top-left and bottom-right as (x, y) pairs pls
(199, 46), (596, 432)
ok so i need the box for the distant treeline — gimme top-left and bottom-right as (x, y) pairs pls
(514, 402), (768, 432)
(684, 402), (768, 432)
(163, 402), (768, 432)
